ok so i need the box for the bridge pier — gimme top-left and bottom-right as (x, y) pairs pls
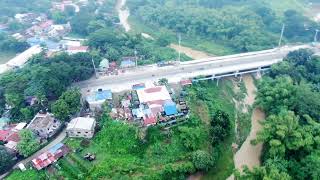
(216, 78), (220, 86)
(235, 70), (239, 77)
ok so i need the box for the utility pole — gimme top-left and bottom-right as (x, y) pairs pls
(91, 57), (98, 79)
(314, 29), (319, 43)
(278, 24), (285, 47)
(178, 33), (181, 63)
(134, 50), (138, 67)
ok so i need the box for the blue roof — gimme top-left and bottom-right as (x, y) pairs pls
(96, 90), (112, 100)
(164, 101), (178, 115)
(120, 60), (135, 67)
(48, 143), (64, 154)
(87, 90), (112, 102)
(132, 84), (145, 90)
(27, 38), (60, 50)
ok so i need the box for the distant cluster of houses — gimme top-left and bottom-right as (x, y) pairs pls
(85, 79), (192, 127)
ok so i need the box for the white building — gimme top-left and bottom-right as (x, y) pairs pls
(66, 117), (96, 138)
(66, 46), (88, 54)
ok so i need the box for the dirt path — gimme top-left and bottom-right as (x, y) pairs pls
(117, 0), (131, 32)
(170, 44), (214, 59)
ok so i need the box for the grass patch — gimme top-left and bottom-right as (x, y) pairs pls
(187, 79), (236, 180)
(6, 169), (46, 180)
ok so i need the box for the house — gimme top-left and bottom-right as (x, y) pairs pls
(32, 143), (70, 170)
(164, 100), (178, 116)
(99, 59), (109, 72)
(60, 40), (81, 49)
(132, 83), (145, 90)
(136, 86), (172, 105)
(120, 57), (137, 68)
(15, 13), (37, 23)
(180, 79), (192, 86)
(25, 96), (38, 106)
(27, 113), (61, 139)
(67, 46), (89, 54)
(67, 117), (96, 138)
(86, 89), (112, 110)
(0, 122), (27, 151)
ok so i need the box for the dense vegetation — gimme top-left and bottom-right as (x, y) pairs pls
(237, 49), (320, 179)
(0, 146), (14, 174)
(0, 33), (29, 53)
(17, 129), (40, 157)
(0, 0), (50, 23)
(128, 0), (318, 52)
(0, 52), (95, 121)
(88, 28), (190, 64)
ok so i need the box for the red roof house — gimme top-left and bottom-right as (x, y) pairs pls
(32, 143), (69, 170)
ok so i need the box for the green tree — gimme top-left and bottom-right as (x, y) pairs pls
(51, 88), (81, 121)
(0, 146), (13, 173)
(17, 129), (40, 157)
(65, 5), (76, 17)
(51, 11), (67, 24)
(256, 111), (305, 158)
(210, 110), (231, 143)
(20, 107), (33, 121)
(51, 99), (70, 121)
(191, 150), (213, 171)
(178, 126), (204, 150)
(256, 76), (297, 114)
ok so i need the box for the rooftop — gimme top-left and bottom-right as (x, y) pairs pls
(136, 86), (172, 105)
(32, 143), (69, 170)
(67, 46), (88, 51)
(67, 117), (95, 131)
(87, 89), (112, 103)
(27, 113), (55, 130)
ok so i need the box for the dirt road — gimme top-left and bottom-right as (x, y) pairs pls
(170, 44), (214, 60)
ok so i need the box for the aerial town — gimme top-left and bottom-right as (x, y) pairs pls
(1, 0), (320, 179)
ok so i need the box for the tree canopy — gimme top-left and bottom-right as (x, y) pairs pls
(17, 129), (40, 157)
(242, 49), (320, 179)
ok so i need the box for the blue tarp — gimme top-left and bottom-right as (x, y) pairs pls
(164, 101), (178, 115)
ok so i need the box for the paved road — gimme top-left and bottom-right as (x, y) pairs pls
(0, 129), (67, 179)
(76, 45), (315, 92)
